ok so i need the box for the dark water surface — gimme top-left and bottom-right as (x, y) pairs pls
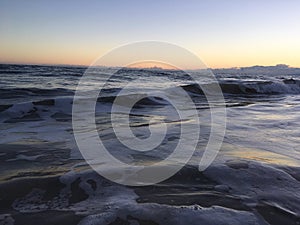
(0, 64), (300, 225)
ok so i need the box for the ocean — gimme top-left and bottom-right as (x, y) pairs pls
(0, 64), (299, 225)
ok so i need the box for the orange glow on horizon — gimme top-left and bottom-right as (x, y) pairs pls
(126, 61), (179, 70)
(1, 44), (300, 69)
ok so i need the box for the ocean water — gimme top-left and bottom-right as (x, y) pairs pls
(0, 64), (300, 225)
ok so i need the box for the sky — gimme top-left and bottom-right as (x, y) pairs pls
(0, 0), (299, 69)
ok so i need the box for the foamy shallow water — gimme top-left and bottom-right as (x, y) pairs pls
(0, 64), (300, 224)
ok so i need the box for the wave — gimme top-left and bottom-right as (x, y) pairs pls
(1, 78), (299, 103)
(0, 87), (73, 99)
(0, 94), (169, 123)
(1, 78), (300, 120)
(182, 78), (300, 95)
(0, 97), (73, 123)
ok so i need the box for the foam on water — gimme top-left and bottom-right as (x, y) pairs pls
(1, 64), (300, 224)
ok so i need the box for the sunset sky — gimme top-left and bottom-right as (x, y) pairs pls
(1, 0), (299, 68)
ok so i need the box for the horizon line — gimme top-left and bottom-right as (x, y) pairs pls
(0, 62), (297, 71)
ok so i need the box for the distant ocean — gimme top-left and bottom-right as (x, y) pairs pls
(0, 64), (300, 225)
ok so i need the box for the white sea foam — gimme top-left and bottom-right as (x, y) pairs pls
(204, 161), (300, 215)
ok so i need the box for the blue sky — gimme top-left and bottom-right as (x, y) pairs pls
(1, 0), (299, 68)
